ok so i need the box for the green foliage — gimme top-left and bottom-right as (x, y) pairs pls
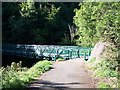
(90, 58), (118, 77)
(2, 2), (79, 45)
(73, 2), (98, 46)
(119, 74), (120, 88)
(2, 62), (27, 88)
(1, 60), (52, 89)
(98, 82), (110, 88)
(27, 60), (52, 78)
(56, 57), (65, 61)
(74, 3), (119, 88)
(95, 68), (118, 78)
(58, 37), (72, 45)
(89, 57), (96, 63)
(103, 43), (119, 65)
(74, 2), (120, 47)
(87, 57), (118, 88)
(20, 0), (35, 17)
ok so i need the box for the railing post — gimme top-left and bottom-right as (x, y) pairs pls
(77, 50), (80, 58)
(54, 55), (57, 61)
(70, 50), (72, 59)
(88, 49), (91, 56)
(79, 50), (81, 58)
(84, 52), (86, 61)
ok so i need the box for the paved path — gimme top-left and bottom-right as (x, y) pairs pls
(28, 59), (96, 90)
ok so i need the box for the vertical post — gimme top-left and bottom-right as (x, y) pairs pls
(69, 50), (72, 59)
(57, 49), (59, 56)
(67, 50), (69, 60)
(88, 48), (91, 56)
(54, 55), (56, 61)
(77, 50), (80, 58)
(84, 52), (86, 61)
(79, 49), (81, 58)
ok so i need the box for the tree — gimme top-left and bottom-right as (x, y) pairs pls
(73, 2), (120, 47)
(2, 2), (79, 45)
(2, 2), (20, 43)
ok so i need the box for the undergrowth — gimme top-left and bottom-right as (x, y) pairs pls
(1, 60), (52, 89)
(87, 57), (118, 88)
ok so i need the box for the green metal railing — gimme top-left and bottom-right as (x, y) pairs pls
(2, 44), (92, 61)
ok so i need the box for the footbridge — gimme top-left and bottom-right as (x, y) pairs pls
(2, 44), (92, 61)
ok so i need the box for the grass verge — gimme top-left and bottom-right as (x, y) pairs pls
(1, 60), (52, 89)
(56, 57), (65, 61)
(86, 57), (118, 88)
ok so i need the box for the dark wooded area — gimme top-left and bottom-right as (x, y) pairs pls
(2, 2), (79, 45)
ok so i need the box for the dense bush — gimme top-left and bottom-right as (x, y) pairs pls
(1, 60), (52, 89)
(73, 2), (120, 47)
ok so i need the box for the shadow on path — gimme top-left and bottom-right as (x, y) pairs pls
(27, 79), (93, 90)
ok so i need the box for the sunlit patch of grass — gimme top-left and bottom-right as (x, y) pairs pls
(1, 60), (52, 89)
(56, 57), (65, 61)
(95, 68), (118, 78)
(98, 82), (110, 88)
(86, 57), (118, 88)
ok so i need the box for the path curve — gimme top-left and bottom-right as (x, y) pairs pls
(28, 58), (96, 89)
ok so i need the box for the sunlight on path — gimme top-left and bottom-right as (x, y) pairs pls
(28, 58), (96, 89)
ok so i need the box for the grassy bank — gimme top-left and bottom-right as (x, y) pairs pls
(1, 60), (52, 89)
(86, 57), (118, 88)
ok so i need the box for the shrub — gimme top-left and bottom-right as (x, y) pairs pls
(87, 57), (118, 88)
(98, 82), (110, 88)
(1, 60), (52, 89)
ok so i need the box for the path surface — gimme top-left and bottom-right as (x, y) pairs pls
(28, 58), (96, 89)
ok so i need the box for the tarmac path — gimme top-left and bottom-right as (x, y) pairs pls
(28, 58), (96, 90)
